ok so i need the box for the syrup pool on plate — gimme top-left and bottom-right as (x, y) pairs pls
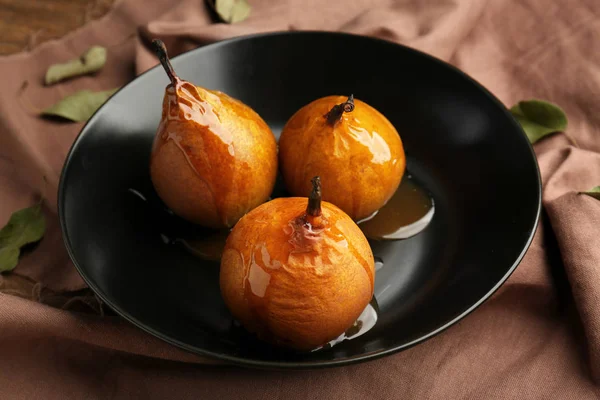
(128, 187), (229, 262)
(312, 297), (379, 352)
(358, 174), (434, 240)
(173, 232), (229, 262)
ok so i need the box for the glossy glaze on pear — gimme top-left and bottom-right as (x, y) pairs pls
(150, 40), (278, 229)
(220, 177), (375, 351)
(279, 95), (405, 221)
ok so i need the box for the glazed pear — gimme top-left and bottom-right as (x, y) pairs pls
(220, 177), (375, 350)
(279, 95), (405, 221)
(149, 40), (278, 229)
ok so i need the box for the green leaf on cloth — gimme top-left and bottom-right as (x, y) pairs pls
(208, 0), (251, 23)
(579, 186), (600, 200)
(510, 99), (568, 144)
(42, 88), (118, 122)
(45, 46), (107, 85)
(0, 204), (46, 273)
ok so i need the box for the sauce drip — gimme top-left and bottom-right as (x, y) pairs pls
(240, 211), (337, 322)
(153, 78), (238, 227)
(359, 174), (434, 240)
(245, 243), (282, 299)
(346, 124), (391, 165)
(160, 231), (229, 262)
(312, 297), (379, 351)
(177, 231), (229, 262)
(234, 192), (375, 349)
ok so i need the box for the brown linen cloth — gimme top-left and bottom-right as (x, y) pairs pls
(1, 0), (600, 398)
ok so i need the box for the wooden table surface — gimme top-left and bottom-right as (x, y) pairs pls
(0, 0), (115, 55)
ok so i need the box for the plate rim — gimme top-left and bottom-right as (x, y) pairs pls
(58, 30), (542, 369)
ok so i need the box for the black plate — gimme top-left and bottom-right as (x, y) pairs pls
(58, 31), (541, 368)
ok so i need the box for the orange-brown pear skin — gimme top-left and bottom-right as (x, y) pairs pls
(150, 79), (278, 229)
(219, 194), (375, 351)
(279, 96), (405, 221)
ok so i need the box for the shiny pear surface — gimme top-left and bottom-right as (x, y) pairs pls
(279, 95), (405, 221)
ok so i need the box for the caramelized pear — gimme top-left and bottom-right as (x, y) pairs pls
(279, 95), (405, 221)
(149, 40), (278, 229)
(220, 177), (375, 350)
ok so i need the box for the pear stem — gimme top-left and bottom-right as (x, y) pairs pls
(307, 176), (322, 217)
(152, 39), (178, 86)
(325, 94), (355, 126)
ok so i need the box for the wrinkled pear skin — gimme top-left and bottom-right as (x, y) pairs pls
(220, 197), (375, 351)
(150, 81), (278, 229)
(279, 96), (405, 221)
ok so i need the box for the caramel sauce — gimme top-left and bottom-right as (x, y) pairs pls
(130, 183), (379, 350)
(240, 209), (352, 314)
(177, 230), (229, 262)
(278, 96), (405, 221)
(312, 297), (379, 352)
(328, 220), (374, 289)
(159, 231), (229, 262)
(152, 79), (238, 227)
(227, 198), (374, 349)
(246, 243), (282, 298)
(359, 174), (434, 240)
(346, 122), (392, 165)
(157, 173), (433, 266)
(128, 186), (228, 262)
(135, 74), (430, 347)
(241, 245), (273, 333)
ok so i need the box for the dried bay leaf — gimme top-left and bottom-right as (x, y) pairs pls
(0, 247), (19, 273)
(207, 0), (251, 23)
(579, 186), (600, 200)
(0, 204), (46, 273)
(42, 88), (118, 122)
(224, 0), (251, 23)
(510, 99), (568, 144)
(45, 46), (107, 85)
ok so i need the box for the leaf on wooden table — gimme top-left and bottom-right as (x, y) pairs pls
(208, 0), (251, 23)
(579, 186), (600, 200)
(510, 99), (568, 144)
(41, 88), (118, 122)
(0, 204), (46, 273)
(45, 46), (107, 85)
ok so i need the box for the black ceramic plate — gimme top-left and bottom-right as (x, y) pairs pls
(58, 31), (541, 368)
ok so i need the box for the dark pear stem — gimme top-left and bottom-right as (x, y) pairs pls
(307, 176), (322, 217)
(325, 94), (355, 126)
(152, 39), (178, 86)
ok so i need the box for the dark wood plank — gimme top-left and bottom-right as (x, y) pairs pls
(0, 0), (115, 55)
